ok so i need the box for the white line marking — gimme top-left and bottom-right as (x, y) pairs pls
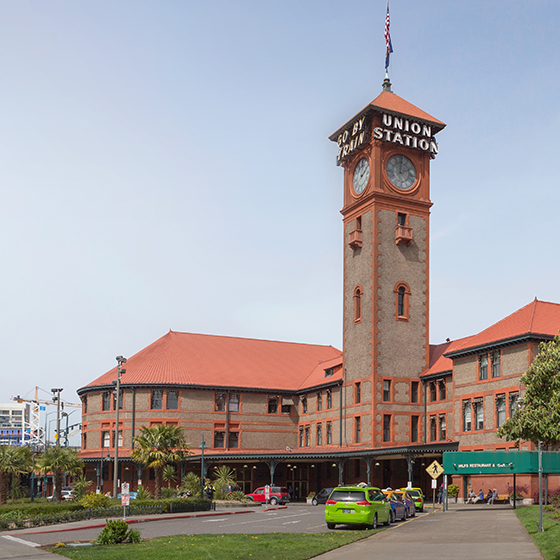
(2, 535), (41, 547)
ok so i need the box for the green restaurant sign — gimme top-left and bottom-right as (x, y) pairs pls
(443, 451), (560, 475)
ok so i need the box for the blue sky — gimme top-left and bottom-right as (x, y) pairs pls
(1, 1), (559, 420)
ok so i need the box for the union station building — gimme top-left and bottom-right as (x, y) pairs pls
(77, 80), (560, 501)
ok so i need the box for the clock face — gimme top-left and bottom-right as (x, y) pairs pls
(386, 154), (417, 190)
(352, 158), (370, 194)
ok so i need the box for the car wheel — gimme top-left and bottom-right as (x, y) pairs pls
(327, 522), (336, 530)
(370, 513), (378, 530)
(312, 497), (318, 506)
(385, 510), (392, 526)
(269, 497), (278, 505)
(411, 507), (416, 517)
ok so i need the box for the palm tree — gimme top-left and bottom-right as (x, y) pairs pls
(163, 464), (176, 489)
(131, 425), (190, 499)
(0, 446), (32, 505)
(38, 447), (83, 504)
(212, 465), (237, 499)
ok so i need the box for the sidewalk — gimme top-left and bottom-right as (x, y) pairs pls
(317, 502), (543, 560)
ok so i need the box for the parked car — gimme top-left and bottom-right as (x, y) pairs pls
(400, 487), (424, 512)
(245, 486), (290, 505)
(47, 489), (73, 502)
(387, 490), (416, 517)
(383, 490), (407, 522)
(117, 491), (138, 500)
(311, 487), (334, 506)
(325, 486), (391, 530)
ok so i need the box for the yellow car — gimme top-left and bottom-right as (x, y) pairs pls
(400, 487), (424, 512)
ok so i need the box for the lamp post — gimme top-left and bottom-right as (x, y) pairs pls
(98, 452), (111, 494)
(61, 410), (77, 447)
(113, 356), (127, 499)
(200, 434), (206, 499)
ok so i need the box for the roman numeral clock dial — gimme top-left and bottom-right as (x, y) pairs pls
(352, 157), (370, 194)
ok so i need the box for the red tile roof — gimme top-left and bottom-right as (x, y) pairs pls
(81, 331), (342, 393)
(330, 90), (445, 141)
(422, 299), (560, 376)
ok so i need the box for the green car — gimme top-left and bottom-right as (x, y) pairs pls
(400, 487), (424, 512)
(325, 486), (392, 530)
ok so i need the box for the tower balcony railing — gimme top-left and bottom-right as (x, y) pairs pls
(348, 229), (363, 249)
(395, 225), (413, 246)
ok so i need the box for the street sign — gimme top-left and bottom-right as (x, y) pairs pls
(426, 460), (444, 479)
(265, 485), (271, 501)
(121, 482), (130, 495)
(121, 494), (130, 506)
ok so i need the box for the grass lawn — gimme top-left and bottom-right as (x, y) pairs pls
(50, 530), (381, 560)
(515, 505), (560, 560)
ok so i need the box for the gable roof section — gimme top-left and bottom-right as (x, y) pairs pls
(329, 90), (446, 141)
(80, 331), (342, 393)
(421, 336), (475, 378)
(445, 299), (560, 359)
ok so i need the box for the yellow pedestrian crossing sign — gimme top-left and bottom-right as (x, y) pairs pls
(426, 460), (444, 479)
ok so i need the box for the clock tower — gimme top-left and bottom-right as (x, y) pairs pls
(329, 79), (445, 448)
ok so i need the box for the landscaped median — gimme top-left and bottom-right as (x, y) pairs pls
(46, 530), (385, 560)
(515, 505), (560, 560)
(0, 497), (213, 531)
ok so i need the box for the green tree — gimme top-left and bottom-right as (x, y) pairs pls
(131, 425), (191, 499)
(0, 446), (32, 504)
(163, 464), (176, 489)
(498, 334), (560, 446)
(37, 447), (83, 504)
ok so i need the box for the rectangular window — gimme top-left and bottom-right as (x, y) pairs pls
(299, 427), (304, 447)
(281, 403), (291, 415)
(355, 382), (361, 404)
(268, 396), (278, 414)
(82, 432), (87, 450)
(229, 393), (240, 412)
(326, 389), (332, 409)
(167, 391), (178, 410)
(439, 381), (446, 401)
(317, 392), (322, 411)
(439, 414), (447, 440)
(463, 401), (471, 431)
(326, 421), (332, 445)
(228, 431), (239, 448)
(479, 355), (488, 380)
(397, 212), (407, 226)
(411, 381), (419, 403)
(492, 351), (501, 378)
(102, 392), (111, 411)
(430, 383), (437, 402)
(102, 431), (111, 448)
(509, 393), (519, 418)
(383, 380), (391, 402)
(302, 397), (307, 414)
(430, 416), (437, 442)
(151, 390), (163, 410)
(411, 416), (419, 443)
(117, 429), (123, 448)
(214, 431), (225, 448)
(316, 423), (322, 446)
(496, 395), (506, 428)
(354, 416), (361, 443)
(383, 415), (391, 442)
(474, 400), (484, 430)
(82, 396), (88, 414)
(215, 393), (226, 412)
(356, 216), (362, 231)
(304, 426), (310, 447)
(113, 391), (123, 411)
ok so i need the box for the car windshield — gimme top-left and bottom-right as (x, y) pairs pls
(407, 490), (420, 498)
(368, 490), (385, 501)
(330, 490), (366, 502)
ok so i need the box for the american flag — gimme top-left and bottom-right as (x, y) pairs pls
(384, 1), (393, 70)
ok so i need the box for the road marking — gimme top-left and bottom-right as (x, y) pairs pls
(2, 535), (41, 547)
(202, 519), (224, 523)
(282, 521), (301, 525)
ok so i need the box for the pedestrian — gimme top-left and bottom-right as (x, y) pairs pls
(487, 488), (498, 505)
(438, 484), (444, 504)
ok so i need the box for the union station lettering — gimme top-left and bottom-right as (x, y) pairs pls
(374, 113), (439, 157)
(335, 112), (439, 164)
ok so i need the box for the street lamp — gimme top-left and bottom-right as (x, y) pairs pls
(113, 356), (127, 498)
(61, 410), (77, 447)
(200, 434), (206, 499)
(97, 452), (111, 494)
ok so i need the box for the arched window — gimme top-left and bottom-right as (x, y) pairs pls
(353, 286), (362, 322)
(393, 282), (411, 320)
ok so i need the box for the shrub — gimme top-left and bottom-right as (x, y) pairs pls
(532, 487), (560, 505)
(97, 519), (141, 545)
(506, 484), (529, 499)
(162, 487), (175, 499)
(447, 484), (459, 497)
(80, 492), (112, 509)
(229, 491), (249, 502)
(72, 475), (93, 500)
(135, 486), (152, 501)
(179, 472), (200, 497)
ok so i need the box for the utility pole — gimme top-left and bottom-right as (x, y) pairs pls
(51, 388), (63, 447)
(113, 356), (127, 498)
